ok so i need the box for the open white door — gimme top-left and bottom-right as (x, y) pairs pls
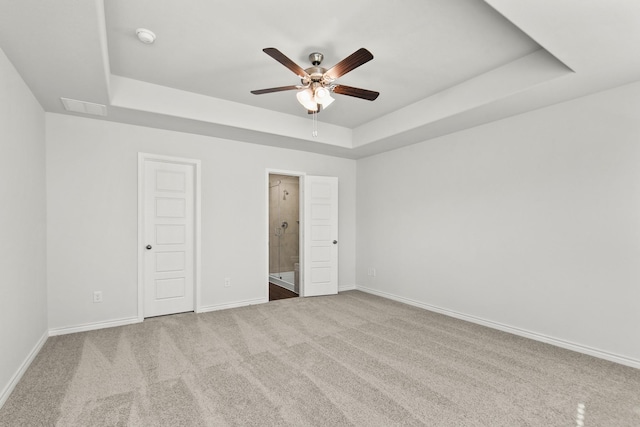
(302, 176), (338, 297)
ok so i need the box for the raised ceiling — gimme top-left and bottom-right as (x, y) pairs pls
(105, 0), (540, 129)
(0, 0), (639, 159)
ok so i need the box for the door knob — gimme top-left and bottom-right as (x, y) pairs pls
(333, 240), (338, 244)
(146, 245), (152, 250)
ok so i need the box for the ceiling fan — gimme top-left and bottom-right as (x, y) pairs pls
(251, 47), (379, 114)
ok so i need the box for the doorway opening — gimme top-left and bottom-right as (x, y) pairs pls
(268, 174), (300, 301)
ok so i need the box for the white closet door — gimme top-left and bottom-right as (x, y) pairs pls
(143, 159), (195, 317)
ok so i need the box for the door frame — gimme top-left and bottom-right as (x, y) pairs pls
(138, 153), (202, 321)
(266, 169), (306, 298)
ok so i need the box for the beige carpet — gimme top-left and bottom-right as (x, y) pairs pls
(1, 290), (639, 426)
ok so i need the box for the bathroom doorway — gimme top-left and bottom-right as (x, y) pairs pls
(268, 173), (300, 300)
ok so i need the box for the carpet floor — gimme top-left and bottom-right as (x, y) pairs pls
(1, 290), (639, 426)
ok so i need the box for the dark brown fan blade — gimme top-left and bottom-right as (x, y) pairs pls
(324, 48), (374, 80)
(263, 48), (308, 78)
(251, 85), (300, 95)
(333, 85), (379, 101)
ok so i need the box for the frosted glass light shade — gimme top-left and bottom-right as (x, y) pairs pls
(314, 86), (334, 107)
(296, 89), (318, 111)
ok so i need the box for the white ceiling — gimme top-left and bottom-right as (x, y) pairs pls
(1, 0), (639, 159)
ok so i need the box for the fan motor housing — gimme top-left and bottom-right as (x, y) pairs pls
(304, 66), (326, 82)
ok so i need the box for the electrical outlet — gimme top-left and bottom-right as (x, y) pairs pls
(224, 277), (231, 287)
(93, 291), (103, 303)
(372, 268), (376, 277)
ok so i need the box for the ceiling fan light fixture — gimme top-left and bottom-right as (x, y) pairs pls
(296, 88), (317, 111)
(252, 47), (378, 116)
(314, 86), (334, 107)
(322, 95), (335, 108)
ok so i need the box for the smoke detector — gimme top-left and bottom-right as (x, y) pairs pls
(136, 28), (156, 44)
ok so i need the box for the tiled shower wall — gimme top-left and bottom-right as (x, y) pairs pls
(269, 174), (299, 274)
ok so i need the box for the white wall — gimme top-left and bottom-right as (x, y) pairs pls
(0, 48), (47, 403)
(356, 80), (640, 365)
(46, 114), (356, 330)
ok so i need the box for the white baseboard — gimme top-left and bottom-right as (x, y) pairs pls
(356, 285), (640, 370)
(47, 297), (271, 336)
(48, 316), (141, 337)
(198, 297), (268, 313)
(338, 283), (357, 292)
(0, 330), (48, 409)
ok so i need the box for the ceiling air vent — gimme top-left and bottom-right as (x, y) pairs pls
(60, 98), (107, 116)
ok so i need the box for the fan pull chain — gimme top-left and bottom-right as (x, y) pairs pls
(312, 111), (318, 137)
